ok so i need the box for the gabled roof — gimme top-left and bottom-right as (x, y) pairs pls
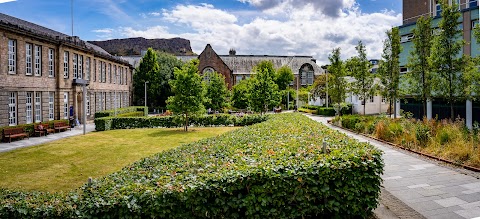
(220, 55), (323, 75)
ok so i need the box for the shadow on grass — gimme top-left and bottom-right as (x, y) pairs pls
(146, 129), (199, 137)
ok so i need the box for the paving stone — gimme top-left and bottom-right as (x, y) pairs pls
(422, 206), (463, 217)
(457, 193), (480, 203)
(418, 188), (447, 197)
(434, 197), (468, 207)
(408, 184), (430, 189)
(455, 208), (480, 218)
(459, 201), (480, 209)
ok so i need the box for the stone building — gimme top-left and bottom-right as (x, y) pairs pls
(197, 44), (323, 90)
(0, 13), (133, 127)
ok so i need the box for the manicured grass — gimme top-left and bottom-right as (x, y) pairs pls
(0, 127), (238, 192)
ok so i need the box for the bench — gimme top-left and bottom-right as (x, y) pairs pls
(54, 122), (71, 133)
(34, 123), (55, 137)
(3, 127), (29, 143)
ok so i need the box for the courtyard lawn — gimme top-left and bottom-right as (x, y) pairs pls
(0, 127), (238, 192)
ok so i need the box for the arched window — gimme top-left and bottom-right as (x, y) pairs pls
(300, 64), (314, 86)
(202, 67), (215, 83)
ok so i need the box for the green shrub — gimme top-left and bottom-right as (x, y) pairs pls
(117, 112), (145, 117)
(437, 128), (453, 145)
(0, 114), (383, 218)
(415, 123), (430, 147)
(94, 114), (269, 131)
(94, 106), (148, 119)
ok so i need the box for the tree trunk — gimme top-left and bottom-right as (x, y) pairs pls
(393, 99), (397, 119)
(185, 113), (188, 132)
(450, 102), (454, 121)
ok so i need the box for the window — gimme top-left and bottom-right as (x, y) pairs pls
(400, 67), (409, 74)
(86, 94), (90, 116)
(114, 65), (117, 84)
(235, 75), (243, 85)
(26, 43), (33, 75)
(63, 92), (68, 119)
(78, 55), (83, 79)
(382, 97), (387, 103)
(102, 62), (106, 83)
(470, 0), (478, 8)
(64, 51), (69, 78)
(120, 67), (123, 85)
(436, 1), (442, 16)
(9, 92), (17, 126)
(369, 96), (374, 103)
(73, 53), (78, 79)
(109, 63), (112, 83)
(34, 45), (41, 76)
(48, 49), (54, 77)
(86, 57), (90, 80)
(472, 20), (479, 28)
(300, 64), (314, 85)
(48, 92), (54, 121)
(35, 92), (42, 122)
(307, 72), (314, 85)
(93, 59), (97, 82)
(8, 39), (16, 74)
(26, 92), (33, 124)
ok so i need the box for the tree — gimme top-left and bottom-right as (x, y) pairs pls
(310, 74), (327, 101)
(166, 59), (205, 131)
(204, 71), (228, 111)
(348, 41), (374, 115)
(155, 52), (184, 109)
(327, 48), (348, 114)
(249, 61), (280, 113)
(232, 79), (250, 109)
(275, 66), (294, 90)
(378, 27), (402, 118)
(133, 48), (159, 108)
(461, 55), (480, 101)
(405, 16), (433, 117)
(430, 1), (464, 120)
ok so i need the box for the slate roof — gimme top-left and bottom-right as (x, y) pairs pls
(220, 55), (323, 75)
(0, 13), (125, 64)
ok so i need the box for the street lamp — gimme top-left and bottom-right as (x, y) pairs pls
(144, 81), (149, 108)
(114, 72), (118, 117)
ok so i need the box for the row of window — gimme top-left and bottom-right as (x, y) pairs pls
(7, 91), (128, 126)
(6, 39), (129, 85)
(435, 0), (478, 16)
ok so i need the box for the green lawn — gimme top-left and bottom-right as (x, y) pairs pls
(0, 127), (238, 192)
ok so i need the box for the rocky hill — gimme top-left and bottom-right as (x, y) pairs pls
(88, 37), (194, 56)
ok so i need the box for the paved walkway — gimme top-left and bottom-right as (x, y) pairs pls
(0, 124), (95, 153)
(306, 115), (480, 219)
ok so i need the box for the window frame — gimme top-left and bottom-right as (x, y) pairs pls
(26, 43), (33, 75)
(63, 51), (69, 78)
(35, 92), (42, 122)
(48, 92), (54, 121)
(26, 92), (33, 124)
(48, 49), (55, 77)
(9, 92), (17, 126)
(63, 92), (69, 119)
(8, 39), (17, 74)
(34, 45), (42, 76)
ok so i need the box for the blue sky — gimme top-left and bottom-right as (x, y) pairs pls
(0, 0), (402, 64)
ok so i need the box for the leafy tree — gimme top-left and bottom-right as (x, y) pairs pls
(310, 74), (327, 101)
(133, 48), (159, 108)
(462, 55), (480, 101)
(348, 41), (374, 115)
(204, 71), (228, 111)
(249, 61), (280, 113)
(132, 49), (183, 110)
(155, 51), (184, 109)
(430, 1), (464, 120)
(232, 79), (250, 109)
(167, 59), (205, 131)
(275, 66), (294, 90)
(327, 48), (348, 114)
(405, 16), (433, 117)
(378, 27), (402, 118)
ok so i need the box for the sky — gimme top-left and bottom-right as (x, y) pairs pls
(0, 0), (402, 64)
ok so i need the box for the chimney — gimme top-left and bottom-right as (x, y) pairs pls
(229, 48), (236, 56)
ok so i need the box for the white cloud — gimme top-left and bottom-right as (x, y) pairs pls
(92, 28), (114, 33)
(110, 2), (400, 64)
(0, 0), (16, 3)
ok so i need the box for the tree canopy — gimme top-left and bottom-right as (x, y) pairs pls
(327, 48), (348, 111)
(249, 61), (280, 113)
(232, 79), (250, 110)
(275, 66), (294, 90)
(347, 41), (374, 115)
(166, 59), (205, 131)
(204, 71), (228, 111)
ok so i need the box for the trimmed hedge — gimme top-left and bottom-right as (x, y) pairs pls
(0, 120), (69, 142)
(0, 113), (384, 218)
(94, 106), (148, 119)
(300, 105), (352, 116)
(94, 114), (269, 131)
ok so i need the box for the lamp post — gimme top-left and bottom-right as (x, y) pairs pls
(114, 72), (118, 117)
(296, 74), (299, 110)
(144, 81), (149, 108)
(326, 69), (329, 108)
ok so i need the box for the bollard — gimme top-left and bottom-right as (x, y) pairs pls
(322, 141), (327, 154)
(87, 177), (92, 187)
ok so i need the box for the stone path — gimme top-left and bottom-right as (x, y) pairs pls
(306, 115), (480, 219)
(0, 124), (95, 153)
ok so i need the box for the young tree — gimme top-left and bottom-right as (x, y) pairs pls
(430, 1), (464, 120)
(405, 16), (433, 117)
(327, 48), (348, 114)
(275, 66), (294, 90)
(348, 41), (374, 115)
(310, 74), (327, 101)
(232, 79), (250, 109)
(204, 71), (228, 111)
(378, 27), (402, 118)
(167, 59), (205, 131)
(133, 48), (159, 107)
(249, 61), (280, 113)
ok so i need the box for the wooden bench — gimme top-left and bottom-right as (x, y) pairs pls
(34, 123), (55, 137)
(54, 122), (71, 133)
(3, 127), (29, 143)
